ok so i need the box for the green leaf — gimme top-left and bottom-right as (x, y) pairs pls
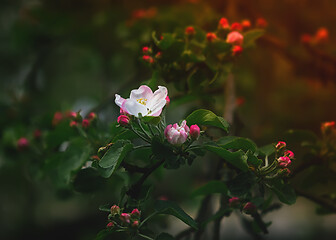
(142, 116), (161, 125)
(98, 140), (133, 175)
(204, 145), (249, 171)
(267, 178), (296, 205)
(227, 171), (256, 197)
(155, 233), (176, 240)
(186, 109), (229, 132)
(192, 180), (228, 197)
(247, 151), (263, 168)
(243, 29), (265, 48)
(258, 144), (275, 157)
(159, 33), (175, 49)
(217, 136), (257, 152)
(155, 200), (198, 230)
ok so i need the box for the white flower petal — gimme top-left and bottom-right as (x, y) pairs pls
(130, 85), (153, 101)
(115, 94), (126, 108)
(124, 99), (148, 117)
(148, 99), (166, 116)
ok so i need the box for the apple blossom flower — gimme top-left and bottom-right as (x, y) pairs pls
(165, 120), (190, 145)
(110, 205), (120, 215)
(115, 85), (168, 117)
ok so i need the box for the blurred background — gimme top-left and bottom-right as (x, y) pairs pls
(1, 0), (336, 239)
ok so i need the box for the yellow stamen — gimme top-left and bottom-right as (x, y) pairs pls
(136, 98), (148, 105)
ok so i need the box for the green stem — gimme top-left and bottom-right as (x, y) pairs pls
(137, 118), (152, 140)
(138, 233), (154, 240)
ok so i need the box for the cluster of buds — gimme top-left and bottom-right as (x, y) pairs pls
(69, 112), (97, 129)
(106, 205), (141, 230)
(301, 27), (329, 45)
(142, 46), (161, 64)
(164, 120), (200, 145)
(228, 197), (257, 215)
(275, 141), (294, 175)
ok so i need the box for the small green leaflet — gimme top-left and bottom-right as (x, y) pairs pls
(186, 109), (229, 132)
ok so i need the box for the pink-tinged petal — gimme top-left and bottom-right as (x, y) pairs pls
(164, 124), (172, 138)
(124, 99), (148, 117)
(173, 123), (178, 128)
(130, 85), (153, 101)
(146, 86), (168, 111)
(115, 94), (126, 108)
(180, 120), (187, 128)
(150, 108), (163, 117)
(148, 99), (166, 116)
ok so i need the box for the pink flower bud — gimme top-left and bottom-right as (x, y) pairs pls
(277, 156), (291, 168)
(132, 220), (139, 228)
(230, 22), (243, 32)
(232, 45), (243, 56)
(256, 17), (268, 28)
(110, 205), (120, 215)
(206, 32), (217, 42)
(69, 120), (78, 127)
(52, 111), (63, 126)
(321, 121), (335, 134)
(275, 141), (286, 149)
(280, 168), (291, 177)
(106, 222), (114, 228)
(226, 31), (244, 46)
(17, 137), (29, 150)
(82, 119), (90, 128)
(218, 17), (230, 29)
(229, 197), (240, 208)
(165, 120), (190, 145)
(88, 112), (97, 120)
(142, 55), (154, 64)
(165, 96), (170, 106)
(120, 213), (131, 224)
(66, 111), (77, 119)
(243, 202), (256, 214)
(190, 125), (200, 140)
(142, 46), (152, 54)
(241, 20), (251, 30)
(284, 150), (294, 159)
(185, 26), (195, 35)
(118, 115), (130, 127)
(131, 208), (141, 217)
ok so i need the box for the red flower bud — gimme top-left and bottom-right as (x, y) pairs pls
(241, 20), (251, 30)
(190, 124), (200, 140)
(321, 121), (335, 134)
(155, 52), (162, 59)
(165, 96), (170, 106)
(206, 32), (217, 42)
(275, 141), (286, 149)
(315, 27), (329, 43)
(17, 137), (29, 151)
(82, 119), (90, 128)
(230, 22), (243, 32)
(256, 18), (268, 28)
(185, 26), (195, 35)
(142, 55), (154, 64)
(243, 202), (256, 214)
(69, 120), (78, 127)
(300, 34), (312, 44)
(118, 115), (130, 127)
(66, 111), (77, 119)
(142, 46), (152, 54)
(131, 208), (141, 217)
(284, 150), (294, 159)
(132, 220), (139, 228)
(218, 18), (230, 29)
(52, 111), (63, 126)
(106, 222), (114, 228)
(88, 112), (97, 120)
(277, 156), (291, 168)
(229, 197), (240, 208)
(232, 45), (243, 56)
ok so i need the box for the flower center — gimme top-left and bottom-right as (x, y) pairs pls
(136, 98), (148, 105)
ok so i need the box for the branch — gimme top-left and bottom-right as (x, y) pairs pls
(295, 188), (336, 213)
